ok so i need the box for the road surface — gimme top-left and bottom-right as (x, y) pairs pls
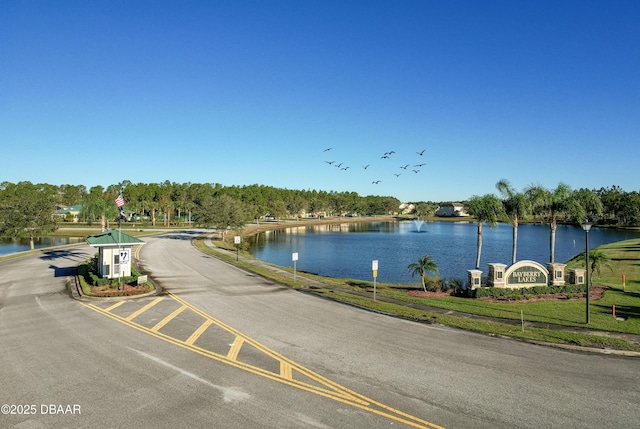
(1, 230), (638, 428)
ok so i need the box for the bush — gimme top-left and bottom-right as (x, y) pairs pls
(79, 255), (143, 287)
(472, 284), (587, 300)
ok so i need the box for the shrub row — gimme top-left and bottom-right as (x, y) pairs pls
(78, 255), (142, 287)
(474, 284), (587, 299)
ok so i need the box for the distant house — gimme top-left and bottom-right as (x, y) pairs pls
(55, 204), (83, 222)
(399, 203), (415, 215)
(435, 203), (469, 217)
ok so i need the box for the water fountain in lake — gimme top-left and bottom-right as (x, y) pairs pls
(413, 219), (426, 233)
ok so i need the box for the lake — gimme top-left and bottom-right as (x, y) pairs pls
(0, 236), (86, 256)
(248, 221), (640, 284)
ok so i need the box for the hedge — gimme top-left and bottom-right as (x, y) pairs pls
(474, 284), (587, 299)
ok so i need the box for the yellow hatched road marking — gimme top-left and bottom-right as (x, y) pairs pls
(226, 336), (244, 360)
(81, 292), (445, 429)
(125, 296), (164, 321)
(151, 305), (187, 332)
(280, 361), (293, 379)
(104, 300), (127, 312)
(185, 319), (213, 345)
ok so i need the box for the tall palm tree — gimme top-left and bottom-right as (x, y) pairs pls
(525, 183), (585, 263)
(496, 179), (531, 264)
(466, 194), (505, 269)
(407, 254), (439, 292)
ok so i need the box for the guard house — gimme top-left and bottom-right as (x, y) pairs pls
(86, 229), (145, 279)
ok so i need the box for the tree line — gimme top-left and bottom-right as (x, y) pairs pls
(465, 180), (640, 271)
(0, 180), (638, 251)
(0, 181), (403, 247)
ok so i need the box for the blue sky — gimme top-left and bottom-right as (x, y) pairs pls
(1, 0), (638, 202)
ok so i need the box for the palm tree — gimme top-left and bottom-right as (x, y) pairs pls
(466, 194), (505, 269)
(407, 254), (439, 292)
(576, 248), (613, 286)
(525, 183), (585, 263)
(496, 179), (531, 264)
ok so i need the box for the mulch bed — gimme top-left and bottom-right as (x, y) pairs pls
(89, 283), (153, 297)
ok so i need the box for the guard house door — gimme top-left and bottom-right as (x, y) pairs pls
(113, 248), (130, 278)
(113, 252), (121, 277)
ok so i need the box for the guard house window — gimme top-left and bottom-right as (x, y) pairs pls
(114, 254), (120, 275)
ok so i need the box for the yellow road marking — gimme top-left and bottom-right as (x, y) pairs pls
(280, 361), (293, 379)
(185, 319), (213, 345)
(104, 300), (127, 312)
(226, 336), (244, 361)
(124, 296), (164, 321)
(80, 292), (445, 429)
(151, 305), (187, 332)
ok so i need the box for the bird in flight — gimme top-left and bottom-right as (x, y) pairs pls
(400, 164), (409, 170)
(372, 180), (382, 184)
(394, 173), (402, 177)
(325, 161), (335, 165)
(412, 169), (420, 174)
(341, 166), (350, 171)
(381, 155), (390, 159)
(414, 163), (426, 167)
(363, 164), (370, 169)
(417, 149), (425, 156)
(324, 147), (332, 152)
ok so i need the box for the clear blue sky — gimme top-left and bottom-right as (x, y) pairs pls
(1, 0), (638, 202)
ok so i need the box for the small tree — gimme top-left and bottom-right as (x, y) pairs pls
(576, 248), (613, 286)
(407, 254), (439, 292)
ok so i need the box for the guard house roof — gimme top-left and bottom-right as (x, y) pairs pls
(86, 229), (145, 247)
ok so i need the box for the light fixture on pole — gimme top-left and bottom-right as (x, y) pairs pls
(581, 221), (592, 324)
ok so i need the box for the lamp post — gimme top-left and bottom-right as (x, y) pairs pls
(581, 222), (592, 324)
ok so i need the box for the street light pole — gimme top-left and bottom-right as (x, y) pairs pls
(581, 222), (592, 324)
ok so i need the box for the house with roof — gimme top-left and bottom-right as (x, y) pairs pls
(435, 203), (469, 217)
(55, 204), (83, 222)
(86, 229), (145, 279)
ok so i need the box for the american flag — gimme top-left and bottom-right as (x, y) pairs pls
(115, 194), (125, 208)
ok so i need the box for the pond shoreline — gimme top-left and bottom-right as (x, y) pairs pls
(240, 216), (398, 238)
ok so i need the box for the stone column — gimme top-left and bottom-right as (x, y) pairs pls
(547, 263), (566, 286)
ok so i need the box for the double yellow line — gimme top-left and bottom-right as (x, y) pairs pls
(80, 291), (444, 429)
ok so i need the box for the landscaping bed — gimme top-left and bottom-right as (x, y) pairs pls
(87, 283), (154, 297)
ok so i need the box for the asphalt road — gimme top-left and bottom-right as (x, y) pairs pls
(1, 230), (639, 428)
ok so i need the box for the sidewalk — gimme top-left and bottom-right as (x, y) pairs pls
(203, 238), (640, 357)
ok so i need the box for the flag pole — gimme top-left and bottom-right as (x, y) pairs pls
(116, 189), (125, 289)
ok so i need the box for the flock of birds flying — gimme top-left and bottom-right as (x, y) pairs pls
(322, 147), (427, 185)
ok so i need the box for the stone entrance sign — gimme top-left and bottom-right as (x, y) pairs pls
(505, 260), (548, 287)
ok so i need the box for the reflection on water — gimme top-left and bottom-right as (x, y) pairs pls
(0, 236), (85, 256)
(249, 221), (640, 284)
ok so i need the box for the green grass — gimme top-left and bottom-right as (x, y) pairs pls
(193, 236), (640, 351)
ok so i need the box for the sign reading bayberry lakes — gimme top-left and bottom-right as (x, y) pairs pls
(505, 260), (549, 287)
